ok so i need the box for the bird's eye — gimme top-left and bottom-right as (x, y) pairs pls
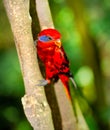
(39, 35), (53, 42)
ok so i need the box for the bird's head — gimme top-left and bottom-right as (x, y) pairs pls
(37, 28), (62, 48)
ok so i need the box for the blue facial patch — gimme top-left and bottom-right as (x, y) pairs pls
(39, 35), (53, 42)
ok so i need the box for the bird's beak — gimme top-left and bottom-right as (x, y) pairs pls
(55, 39), (61, 48)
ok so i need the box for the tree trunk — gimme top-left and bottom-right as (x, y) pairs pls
(3, 0), (54, 130)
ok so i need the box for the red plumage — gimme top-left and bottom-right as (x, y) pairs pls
(36, 28), (76, 98)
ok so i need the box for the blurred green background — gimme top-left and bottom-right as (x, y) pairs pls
(0, 0), (110, 130)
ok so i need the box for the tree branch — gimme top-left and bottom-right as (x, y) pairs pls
(54, 81), (77, 130)
(3, 0), (54, 130)
(35, 0), (54, 30)
(35, 0), (77, 129)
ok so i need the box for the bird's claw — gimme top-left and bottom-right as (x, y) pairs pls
(36, 79), (49, 86)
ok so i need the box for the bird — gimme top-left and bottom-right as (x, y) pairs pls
(36, 28), (76, 98)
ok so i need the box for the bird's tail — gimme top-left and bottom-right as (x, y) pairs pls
(59, 75), (77, 99)
(69, 77), (77, 89)
(59, 75), (71, 99)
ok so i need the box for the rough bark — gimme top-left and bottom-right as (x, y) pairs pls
(3, 0), (54, 130)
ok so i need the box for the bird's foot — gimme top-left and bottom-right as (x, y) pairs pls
(36, 79), (50, 86)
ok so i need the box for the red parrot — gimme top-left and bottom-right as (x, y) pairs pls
(36, 28), (76, 98)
